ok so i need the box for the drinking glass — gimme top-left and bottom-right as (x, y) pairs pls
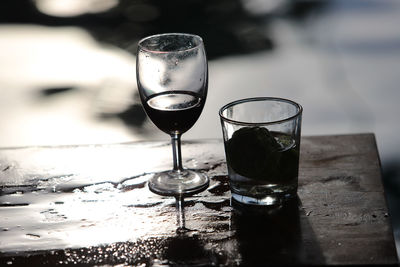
(136, 33), (209, 196)
(219, 97), (302, 206)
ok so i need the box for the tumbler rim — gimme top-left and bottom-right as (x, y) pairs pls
(219, 97), (303, 126)
(138, 33), (204, 54)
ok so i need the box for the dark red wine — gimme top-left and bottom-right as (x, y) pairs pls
(142, 91), (205, 135)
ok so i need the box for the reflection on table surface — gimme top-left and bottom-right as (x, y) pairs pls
(0, 140), (308, 266)
(0, 135), (397, 265)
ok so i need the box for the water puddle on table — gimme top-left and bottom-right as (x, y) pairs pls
(0, 157), (237, 266)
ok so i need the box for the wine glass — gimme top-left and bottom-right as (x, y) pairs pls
(136, 33), (209, 196)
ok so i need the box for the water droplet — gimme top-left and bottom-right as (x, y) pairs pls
(2, 165), (11, 171)
(26, 233), (41, 240)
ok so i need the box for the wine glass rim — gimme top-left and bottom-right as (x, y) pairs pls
(138, 33), (204, 53)
(219, 97), (303, 126)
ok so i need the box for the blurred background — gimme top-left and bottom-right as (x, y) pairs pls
(0, 0), (399, 255)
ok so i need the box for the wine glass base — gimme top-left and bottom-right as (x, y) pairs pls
(148, 169), (209, 197)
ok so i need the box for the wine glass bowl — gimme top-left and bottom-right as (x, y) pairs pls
(137, 33), (209, 196)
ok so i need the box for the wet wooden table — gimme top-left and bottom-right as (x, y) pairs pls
(0, 134), (397, 266)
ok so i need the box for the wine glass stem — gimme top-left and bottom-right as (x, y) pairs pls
(171, 133), (183, 172)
